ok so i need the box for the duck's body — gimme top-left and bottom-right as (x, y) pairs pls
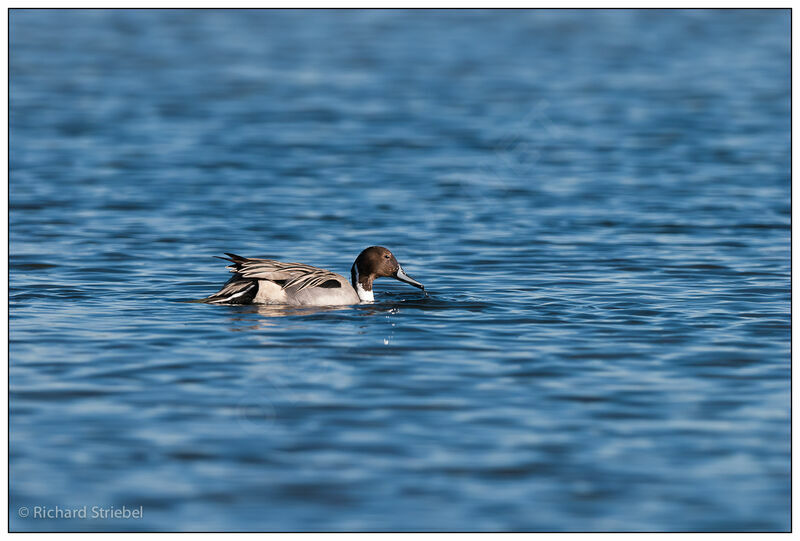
(203, 246), (424, 306)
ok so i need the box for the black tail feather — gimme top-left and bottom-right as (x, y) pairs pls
(224, 252), (248, 263)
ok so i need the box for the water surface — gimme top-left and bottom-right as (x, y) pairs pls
(10, 9), (790, 531)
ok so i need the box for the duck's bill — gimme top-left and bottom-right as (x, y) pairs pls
(395, 267), (425, 290)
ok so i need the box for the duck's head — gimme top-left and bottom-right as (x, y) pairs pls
(350, 246), (424, 301)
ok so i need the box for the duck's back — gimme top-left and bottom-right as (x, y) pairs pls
(205, 254), (360, 306)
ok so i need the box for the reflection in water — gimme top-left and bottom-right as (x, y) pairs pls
(226, 303), (355, 319)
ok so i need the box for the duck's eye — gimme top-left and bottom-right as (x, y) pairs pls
(384, 254), (391, 259)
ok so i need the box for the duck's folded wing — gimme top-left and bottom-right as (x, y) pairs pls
(204, 277), (258, 304)
(219, 254), (344, 292)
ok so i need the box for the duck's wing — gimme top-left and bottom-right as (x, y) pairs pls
(203, 275), (259, 304)
(218, 253), (345, 293)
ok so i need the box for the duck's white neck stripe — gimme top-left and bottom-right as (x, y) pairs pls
(356, 282), (374, 302)
(351, 263), (374, 302)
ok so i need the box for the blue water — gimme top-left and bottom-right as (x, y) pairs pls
(10, 9), (790, 532)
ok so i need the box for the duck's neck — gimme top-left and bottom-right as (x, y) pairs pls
(350, 263), (374, 302)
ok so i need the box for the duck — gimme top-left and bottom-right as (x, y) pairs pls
(203, 246), (425, 306)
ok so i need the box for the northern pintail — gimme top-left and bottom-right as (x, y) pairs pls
(203, 246), (424, 306)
